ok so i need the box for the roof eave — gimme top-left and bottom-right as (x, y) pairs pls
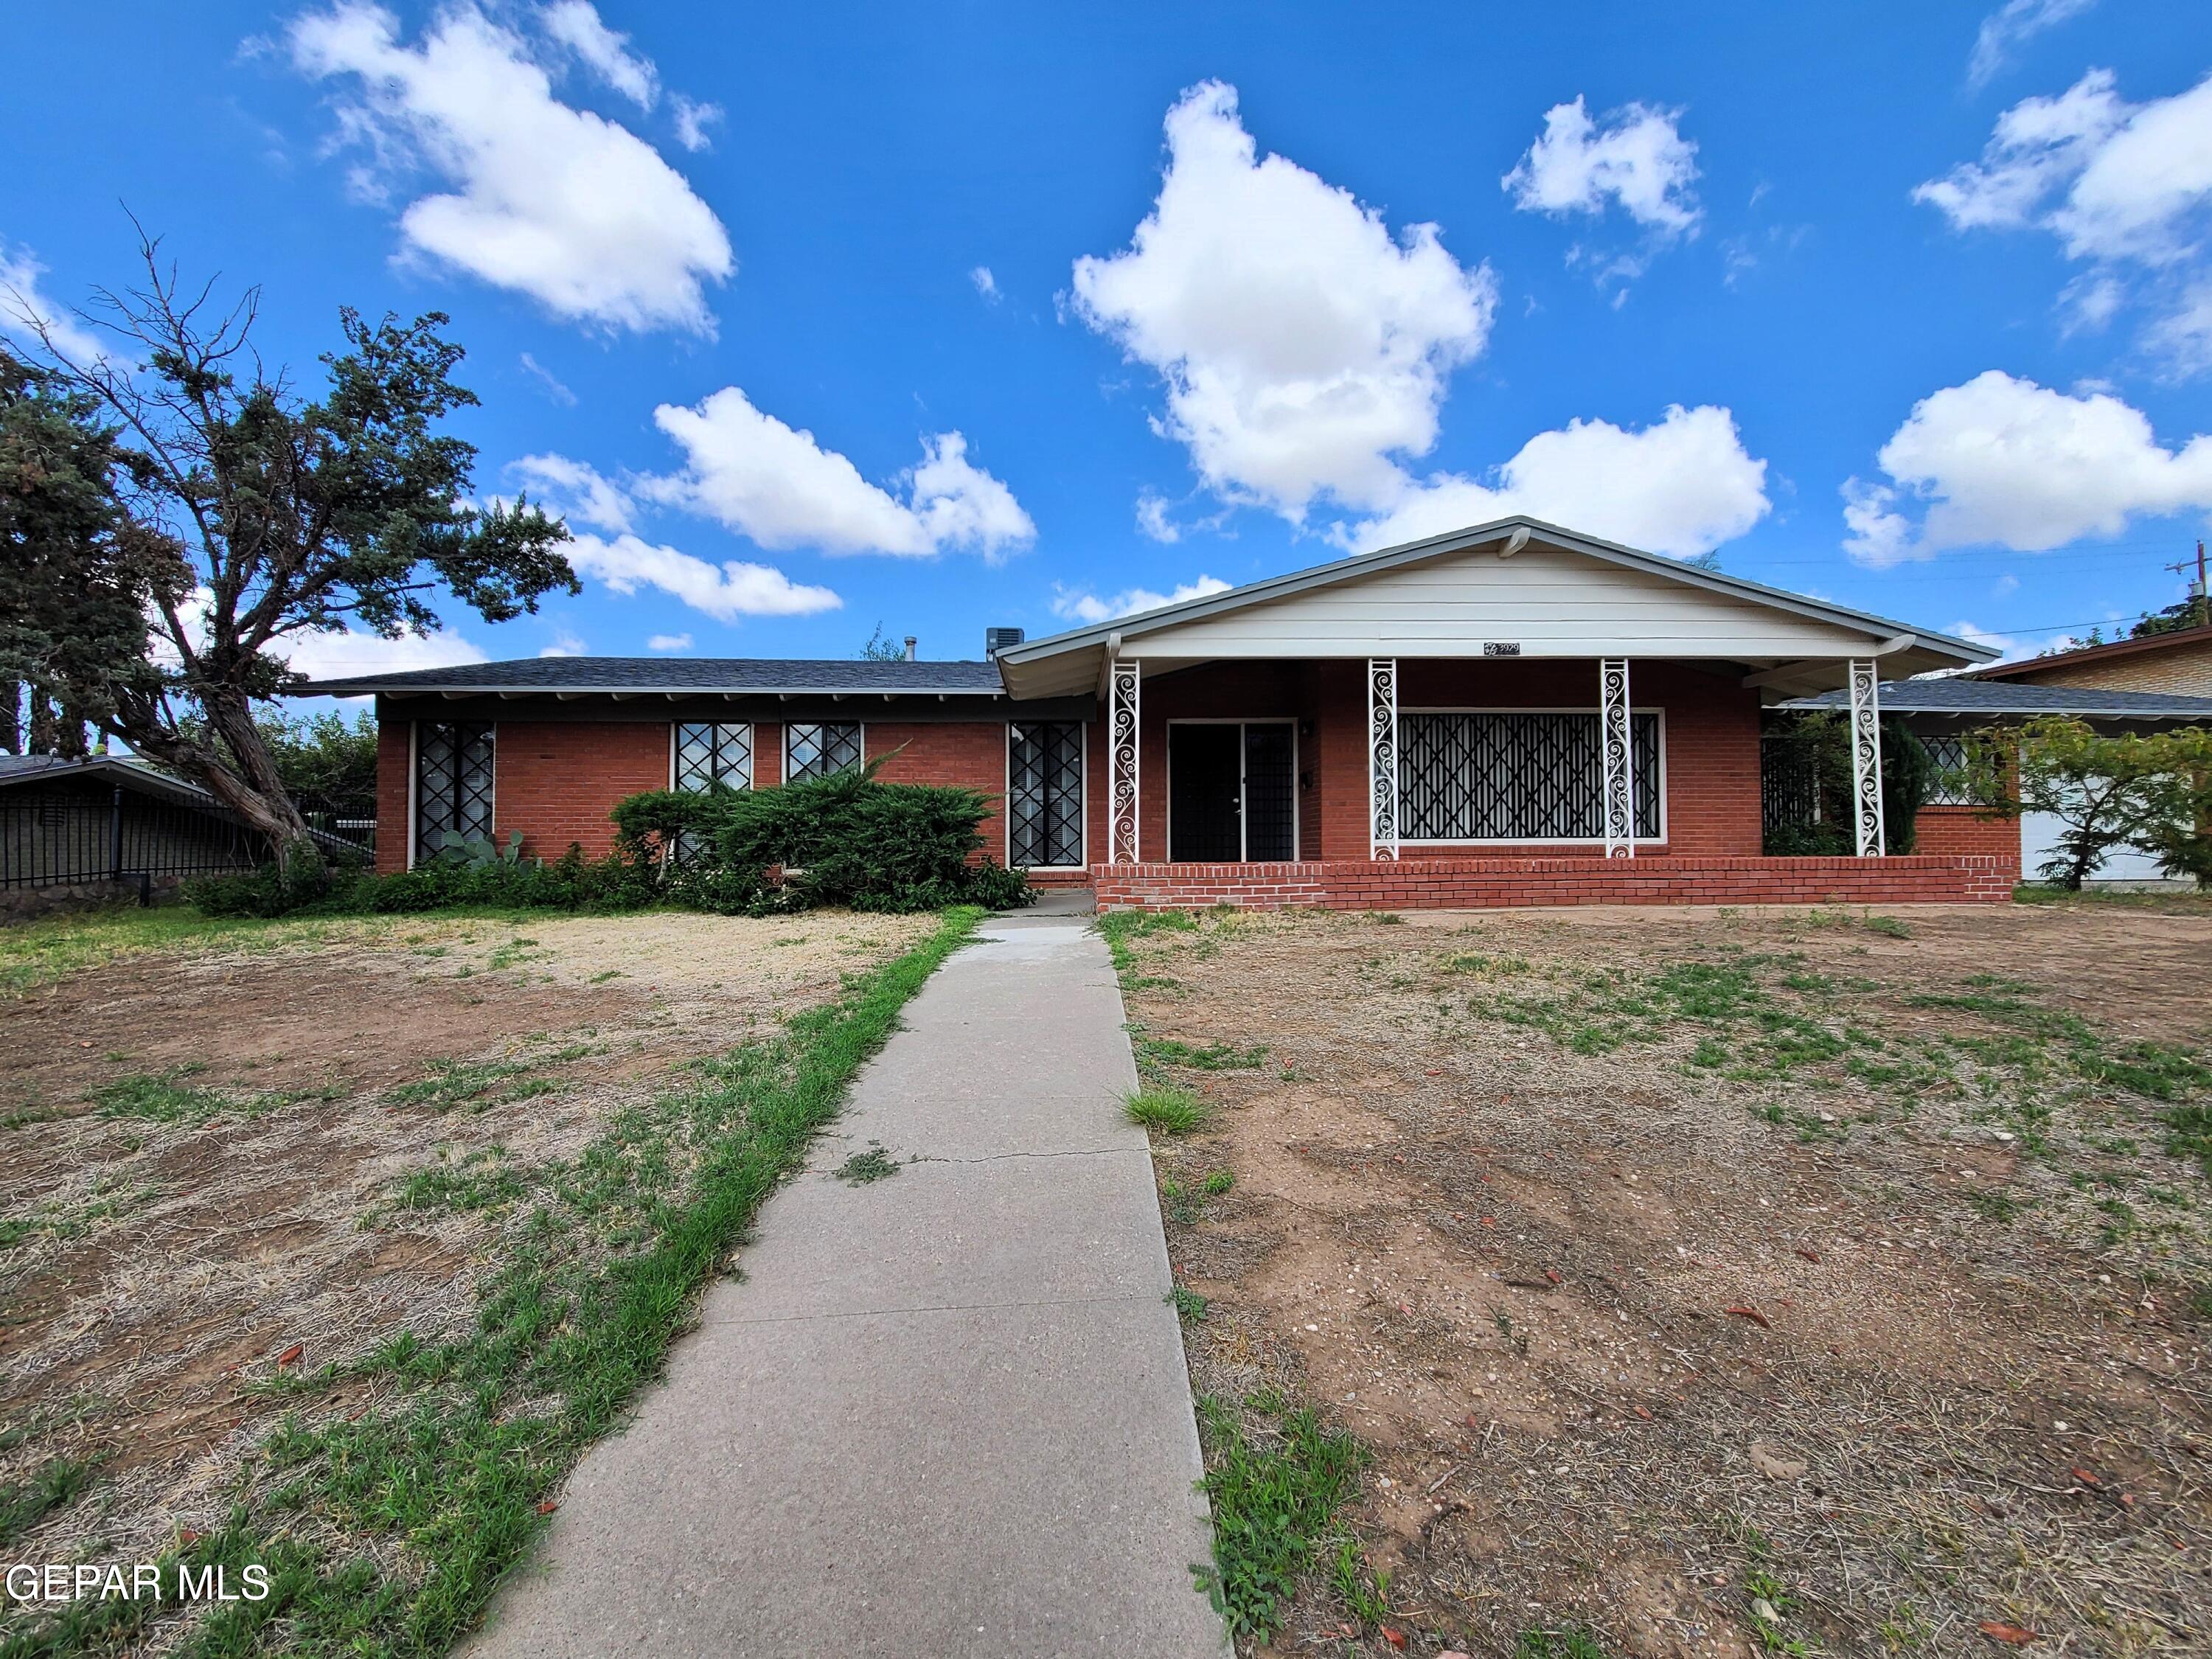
(995, 516), (1997, 670)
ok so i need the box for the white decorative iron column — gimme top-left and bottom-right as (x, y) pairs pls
(1109, 653), (1141, 864)
(1848, 658), (1885, 857)
(1599, 658), (1635, 858)
(1368, 657), (1399, 860)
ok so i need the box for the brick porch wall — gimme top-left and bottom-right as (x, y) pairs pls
(495, 720), (674, 863)
(1911, 805), (2021, 875)
(1091, 855), (2016, 912)
(374, 720), (411, 874)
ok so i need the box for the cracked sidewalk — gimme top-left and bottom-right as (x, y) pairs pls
(462, 911), (1227, 1659)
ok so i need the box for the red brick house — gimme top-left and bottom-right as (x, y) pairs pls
(310, 516), (2042, 910)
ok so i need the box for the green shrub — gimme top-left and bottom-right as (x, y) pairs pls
(183, 764), (1034, 921)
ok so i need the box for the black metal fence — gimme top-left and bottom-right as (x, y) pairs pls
(2, 779), (266, 890)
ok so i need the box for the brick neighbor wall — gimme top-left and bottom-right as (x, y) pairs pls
(1091, 855), (2015, 911)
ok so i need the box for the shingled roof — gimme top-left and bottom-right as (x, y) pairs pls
(1781, 679), (2212, 718)
(305, 657), (1009, 698)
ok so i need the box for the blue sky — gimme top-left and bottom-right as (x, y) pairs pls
(5, 1), (2211, 685)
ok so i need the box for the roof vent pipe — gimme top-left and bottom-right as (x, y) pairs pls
(903, 636), (917, 661)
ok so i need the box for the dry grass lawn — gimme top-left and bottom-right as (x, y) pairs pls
(1113, 898), (2212, 1658)
(0, 904), (933, 1646)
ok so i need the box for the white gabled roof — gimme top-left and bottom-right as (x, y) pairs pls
(996, 517), (1995, 700)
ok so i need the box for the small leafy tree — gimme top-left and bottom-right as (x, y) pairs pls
(2135, 726), (2212, 888)
(1990, 717), (2197, 888)
(4, 235), (574, 869)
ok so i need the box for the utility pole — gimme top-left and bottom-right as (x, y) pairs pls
(2161, 540), (2208, 628)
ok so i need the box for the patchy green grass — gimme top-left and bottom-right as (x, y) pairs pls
(1193, 1393), (1367, 1641)
(1125, 1085), (1214, 1135)
(0, 1175), (156, 1251)
(0, 903), (557, 998)
(386, 1043), (597, 1113)
(0, 1455), (99, 1549)
(1095, 910), (1199, 992)
(1202, 1168), (1235, 1196)
(1515, 1627), (1615, 1659)
(89, 1064), (230, 1123)
(1169, 1283), (1209, 1322)
(393, 1150), (527, 1215)
(0, 908), (983, 1659)
(1137, 1036), (1270, 1073)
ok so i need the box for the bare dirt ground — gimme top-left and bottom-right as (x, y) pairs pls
(1118, 900), (2212, 1658)
(0, 908), (930, 1579)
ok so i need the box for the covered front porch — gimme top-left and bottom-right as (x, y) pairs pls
(994, 518), (2008, 911)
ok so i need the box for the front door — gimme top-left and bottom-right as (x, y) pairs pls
(1168, 722), (1297, 862)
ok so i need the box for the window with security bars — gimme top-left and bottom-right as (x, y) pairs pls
(1008, 722), (1084, 868)
(414, 722), (495, 862)
(1921, 734), (2001, 805)
(1398, 711), (1661, 842)
(785, 722), (862, 782)
(674, 723), (753, 791)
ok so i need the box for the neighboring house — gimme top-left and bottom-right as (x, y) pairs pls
(1966, 627), (2212, 883)
(310, 516), (2027, 912)
(1972, 623), (2212, 699)
(1777, 679), (2212, 883)
(1, 754), (271, 914)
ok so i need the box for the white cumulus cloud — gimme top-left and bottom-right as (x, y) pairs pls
(1843, 369), (2212, 566)
(285, 1), (733, 334)
(283, 624), (490, 686)
(1503, 96), (1703, 237)
(1071, 80), (1497, 522)
(566, 532), (842, 622)
(1915, 67), (2212, 367)
(646, 632), (692, 652)
(510, 451), (633, 534)
(538, 0), (656, 108)
(1967, 0), (2098, 92)
(670, 94), (721, 153)
(0, 243), (109, 362)
(1049, 574), (1233, 625)
(538, 629), (587, 658)
(1348, 403), (1770, 560)
(970, 265), (1001, 303)
(644, 386), (1034, 560)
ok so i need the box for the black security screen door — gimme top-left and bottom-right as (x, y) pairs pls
(1169, 723), (1296, 862)
(1242, 725), (1295, 860)
(1169, 725), (1241, 860)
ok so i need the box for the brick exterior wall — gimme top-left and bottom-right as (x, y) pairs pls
(1911, 805), (2021, 874)
(493, 721), (675, 863)
(374, 720), (411, 874)
(366, 665), (1966, 905)
(1091, 855), (2015, 911)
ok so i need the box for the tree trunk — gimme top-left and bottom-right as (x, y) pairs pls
(0, 680), (17, 754)
(108, 690), (324, 872)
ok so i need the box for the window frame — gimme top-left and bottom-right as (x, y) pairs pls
(783, 720), (866, 784)
(670, 720), (755, 793)
(1395, 705), (1668, 848)
(409, 719), (497, 869)
(1005, 719), (1089, 872)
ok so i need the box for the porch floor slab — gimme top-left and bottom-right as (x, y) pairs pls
(460, 913), (1225, 1659)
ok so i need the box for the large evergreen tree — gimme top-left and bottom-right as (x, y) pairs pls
(3, 238), (576, 862)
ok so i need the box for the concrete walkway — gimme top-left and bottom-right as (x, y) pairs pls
(465, 910), (1226, 1659)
